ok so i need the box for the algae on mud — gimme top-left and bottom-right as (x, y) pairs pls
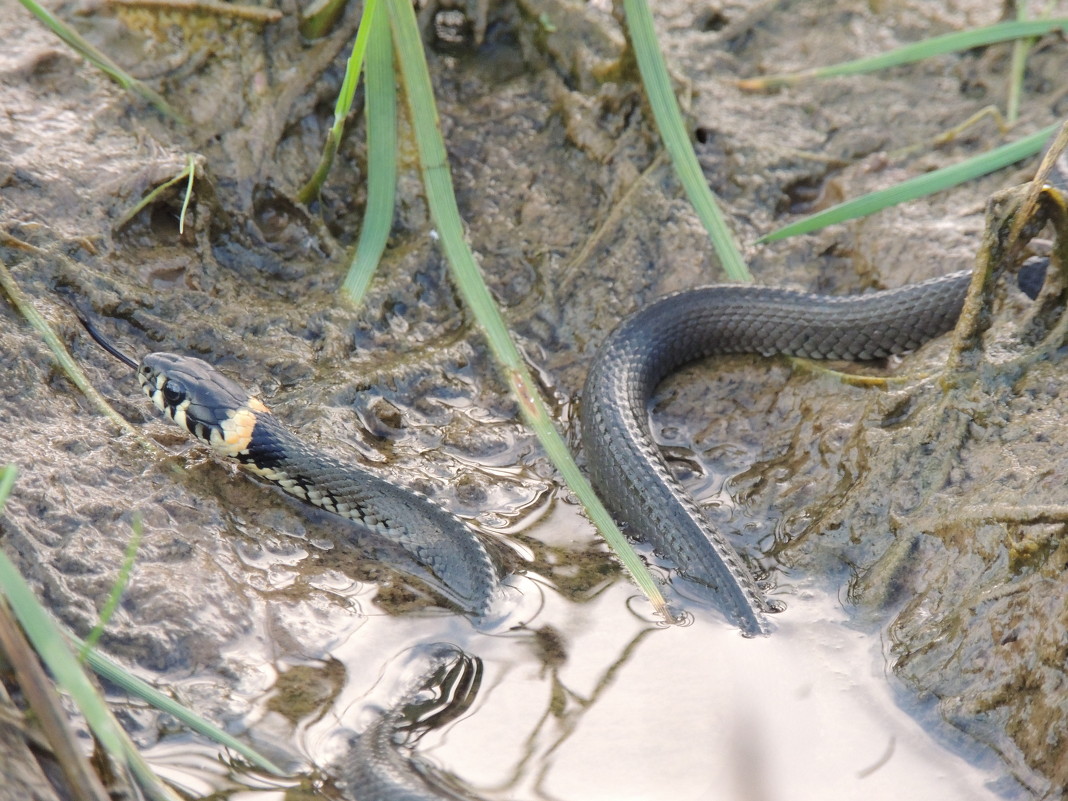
(1, 0), (1068, 798)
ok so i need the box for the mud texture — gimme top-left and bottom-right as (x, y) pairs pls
(1, 0), (1067, 798)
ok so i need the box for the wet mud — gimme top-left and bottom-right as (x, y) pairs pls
(1, 0), (1067, 798)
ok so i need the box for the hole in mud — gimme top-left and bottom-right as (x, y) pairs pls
(116, 195), (194, 248)
(150, 202), (183, 244)
(251, 186), (314, 253)
(777, 172), (843, 215)
(696, 8), (729, 32)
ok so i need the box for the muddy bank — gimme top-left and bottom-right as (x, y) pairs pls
(1, 0), (1066, 797)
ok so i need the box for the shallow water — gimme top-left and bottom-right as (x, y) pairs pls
(129, 503), (1015, 801)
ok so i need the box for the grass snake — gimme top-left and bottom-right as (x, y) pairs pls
(581, 134), (1068, 635)
(580, 267), (1047, 635)
(74, 315), (500, 615)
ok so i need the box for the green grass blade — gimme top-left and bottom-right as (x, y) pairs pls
(0, 546), (127, 758)
(178, 154), (196, 234)
(114, 729), (181, 801)
(77, 637), (286, 775)
(0, 250), (157, 451)
(385, 0), (670, 619)
(80, 514), (143, 657)
(758, 123), (1060, 243)
(2, 466), (283, 780)
(1007, 38), (1028, 123)
(0, 465), (15, 509)
(298, 0), (379, 203)
(739, 18), (1068, 91)
(341, 2), (397, 304)
(0, 597), (113, 801)
(0, 472), (179, 801)
(622, 0), (750, 282)
(16, 0), (184, 121)
(300, 0), (349, 39)
(114, 157), (195, 231)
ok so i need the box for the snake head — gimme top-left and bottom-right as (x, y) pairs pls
(387, 643), (483, 745)
(138, 352), (271, 459)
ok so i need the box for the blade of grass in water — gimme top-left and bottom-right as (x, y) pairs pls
(758, 123), (1060, 243)
(739, 18), (1068, 91)
(16, 0), (184, 122)
(385, 0), (670, 619)
(341, 3), (397, 304)
(298, 0), (379, 203)
(80, 514), (143, 657)
(0, 468), (182, 801)
(77, 635), (286, 775)
(622, 0), (751, 282)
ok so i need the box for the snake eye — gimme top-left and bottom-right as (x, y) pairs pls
(162, 380), (187, 407)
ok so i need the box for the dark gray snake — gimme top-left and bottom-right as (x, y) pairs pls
(137, 353), (500, 614)
(579, 268), (1044, 635)
(580, 135), (1068, 636)
(74, 314), (499, 615)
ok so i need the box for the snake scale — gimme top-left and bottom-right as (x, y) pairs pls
(73, 311), (499, 615)
(581, 270), (1008, 634)
(340, 643), (484, 801)
(137, 353), (500, 614)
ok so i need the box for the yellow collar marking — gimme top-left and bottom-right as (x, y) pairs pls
(214, 406), (258, 458)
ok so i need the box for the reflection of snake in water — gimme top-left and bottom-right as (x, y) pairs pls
(340, 643), (484, 801)
(74, 317), (500, 615)
(581, 210), (1062, 635)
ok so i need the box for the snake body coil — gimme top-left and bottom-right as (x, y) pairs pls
(137, 353), (499, 615)
(580, 271), (979, 634)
